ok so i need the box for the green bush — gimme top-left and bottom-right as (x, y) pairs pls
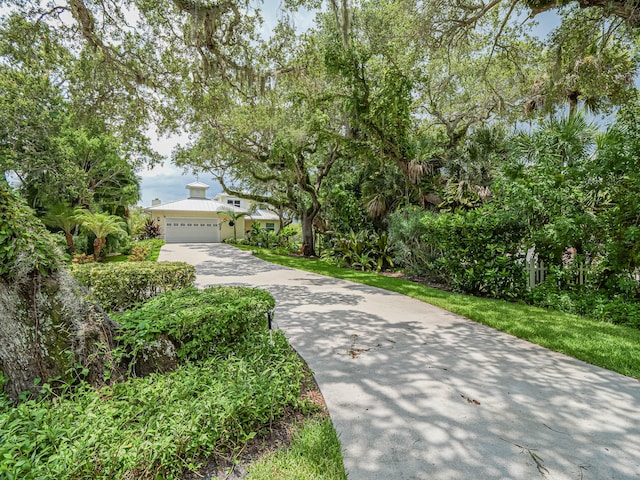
(531, 280), (640, 327)
(419, 207), (528, 299)
(323, 230), (395, 272)
(114, 286), (276, 361)
(0, 184), (60, 278)
(133, 238), (165, 261)
(0, 332), (304, 480)
(388, 206), (435, 278)
(70, 261), (195, 311)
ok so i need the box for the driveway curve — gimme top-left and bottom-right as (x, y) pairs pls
(160, 243), (640, 480)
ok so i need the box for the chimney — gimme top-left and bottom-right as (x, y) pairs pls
(152, 198), (161, 206)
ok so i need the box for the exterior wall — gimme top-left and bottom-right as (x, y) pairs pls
(220, 219), (248, 241)
(216, 216), (248, 241)
(248, 219), (281, 234)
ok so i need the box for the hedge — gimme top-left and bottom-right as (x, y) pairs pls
(113, 286), (277, 361)
(70, 261), (195, 311)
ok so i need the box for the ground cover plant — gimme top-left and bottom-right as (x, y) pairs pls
(0, 332), (305, 480)
(242, 247), (640, 379)
(0, 282), (342, 479)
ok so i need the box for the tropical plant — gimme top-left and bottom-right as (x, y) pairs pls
(140, 217), (161, 240)
(75, 210), (128, 260)
(41, 203), (81, 253)
(220, 209), (248, 241)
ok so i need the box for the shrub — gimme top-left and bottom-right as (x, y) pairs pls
(388, 206), (434, 278)
(127, 246), (149, 262)
(531, 280), (640, 327)
(140, 217), (161, 239)
(419, 207), (528, 299)
(323, 230), (395, 272)
(134, 239), (165, 261)
(72, 253), (95, 264)
(113, 286), (276, 361)
(70, 261), (195, 311)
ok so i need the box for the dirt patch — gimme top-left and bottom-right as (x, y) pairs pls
(182, 360), (328, 480)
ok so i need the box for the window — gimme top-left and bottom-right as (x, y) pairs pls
(266, 222), (275, 232)
(227, 199), (241, 207)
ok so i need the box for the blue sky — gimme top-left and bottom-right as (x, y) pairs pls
(138, 7), (563, 207)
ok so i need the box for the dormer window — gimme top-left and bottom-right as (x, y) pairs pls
(227, 199), (241, 207)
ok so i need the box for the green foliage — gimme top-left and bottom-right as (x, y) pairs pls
(0, 184), (60, 278)
(70, 261), (195, 311)
(247, 223), (281, 249)
(133, 238), (165, 261)
(0, 332), (305, 480)
(388, 206), (434, 278)
(113, 286), (276, 361)
(531, 274), (640, 327)
(323, 230), (394, 272)
(418, 207), (528, 299)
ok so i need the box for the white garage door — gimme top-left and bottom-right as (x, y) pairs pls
(164, 217), (220, 243)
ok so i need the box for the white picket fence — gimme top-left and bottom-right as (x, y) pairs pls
(526, 258), (591, 289)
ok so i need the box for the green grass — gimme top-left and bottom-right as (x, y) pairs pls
(244, 247), (640, 379)
(246, 417), (347, 480)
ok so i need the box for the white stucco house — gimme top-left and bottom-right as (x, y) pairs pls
(145, 181), (281, 243)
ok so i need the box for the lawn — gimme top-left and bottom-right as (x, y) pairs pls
(243, 247), (640, 379)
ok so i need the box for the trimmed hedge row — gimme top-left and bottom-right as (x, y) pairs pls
(70, 261), (195, 311)
(113, 286), (276, 361)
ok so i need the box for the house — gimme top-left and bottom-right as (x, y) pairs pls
(145, 182), (280, 243)
(212, 192), (281, 234)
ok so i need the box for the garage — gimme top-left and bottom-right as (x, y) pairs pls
(164, 217), (220, 243)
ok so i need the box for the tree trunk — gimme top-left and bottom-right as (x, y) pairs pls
(94, 236), (106, 260)
(301, 209), (317, 257)
(0, 269), (123, 402)
(65, 231), (76, 253)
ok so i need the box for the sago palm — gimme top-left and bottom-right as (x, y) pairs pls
(42, 204), (81, 253)
(76, 210), (127, 260)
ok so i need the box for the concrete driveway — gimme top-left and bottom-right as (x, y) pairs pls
(159, 243), (640, 480)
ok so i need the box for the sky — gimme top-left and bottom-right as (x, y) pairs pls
(138, 8), (563, 207)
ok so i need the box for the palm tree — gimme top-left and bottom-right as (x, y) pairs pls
(76, 210), (128, 260)
(42, 204), (81, 253)
(220, 209), (248, 241)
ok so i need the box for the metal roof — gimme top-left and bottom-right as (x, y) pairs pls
(247, 209), (280, 221)
(145, 198), (247, 214)
(185, 181), (210, 189)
